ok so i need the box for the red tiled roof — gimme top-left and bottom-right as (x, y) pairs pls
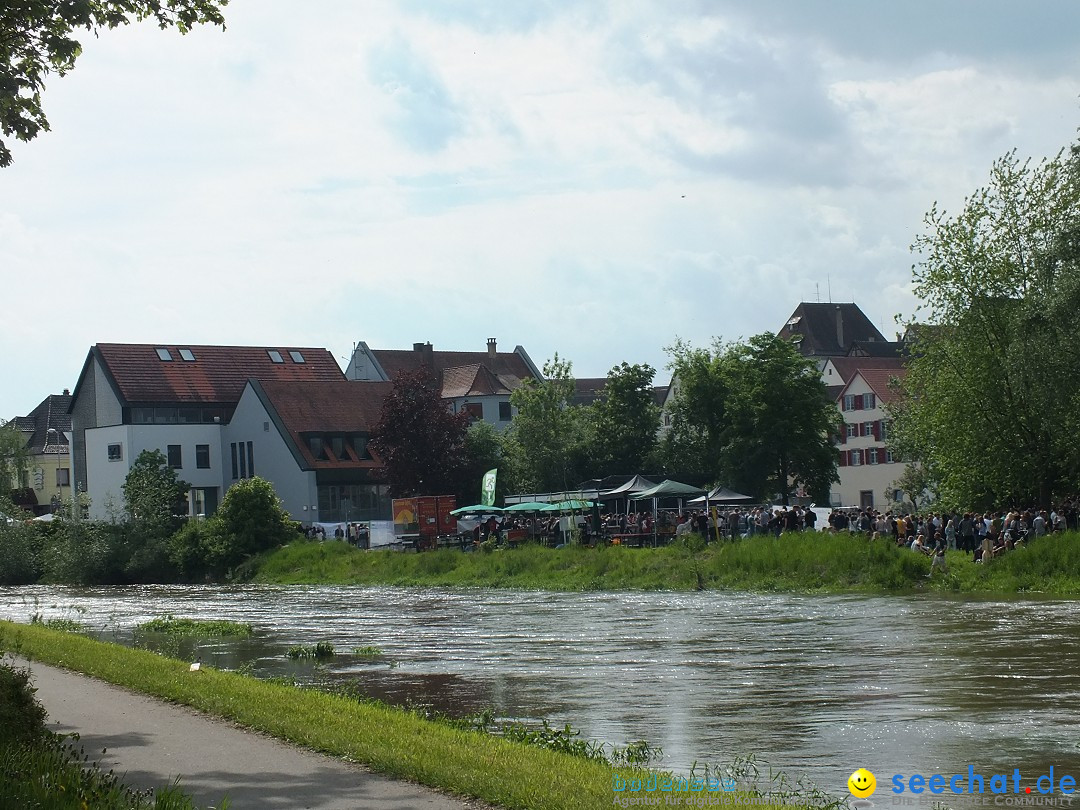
(855, 367), (908, 405)
(828, 356), (905, 384)
(94, 344), (345, 405)
(257, 380), (391, 470)
(373, 348), (533, 386)
(440, 364), (513, 398)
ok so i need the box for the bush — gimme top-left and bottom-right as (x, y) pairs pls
(0, 522), (44, 585)
(0, 662), (48, 745)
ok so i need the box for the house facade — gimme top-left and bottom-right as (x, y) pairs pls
(834, 367), (907, 509)
(345, 338), (543, 430)
(68, 344), (349, 520)
(8, 392), (73, 515)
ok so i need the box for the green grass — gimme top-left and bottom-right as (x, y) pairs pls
(0, 623), (829, 810)
(136, 617), (253, 637)
(251, 532), (1080, 594)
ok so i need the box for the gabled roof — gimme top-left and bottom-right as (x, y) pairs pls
(441, 364), (514, 399)
(73, 344), (345, 407)
(827, 356), (906, 385)
(777, 303), (888, 357)
(840, 367), (909, 405)
(371, 344), (535, 387)
(17, 393), (72, 453)
(252, 380), (391, 471)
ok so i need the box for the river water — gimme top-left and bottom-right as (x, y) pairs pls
(2, 585), (1078, 805)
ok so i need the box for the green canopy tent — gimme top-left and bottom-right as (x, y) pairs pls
(630, 479), (707, 546)
(449, 504), (505, 516)
(503, 502), (558, 512)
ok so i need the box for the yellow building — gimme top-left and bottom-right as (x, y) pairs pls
(13, 392), (73, 516)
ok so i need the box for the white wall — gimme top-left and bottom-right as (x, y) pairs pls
(832, 375), (904, 509)
(84, 423), (226, 520)
(449, 395), (515, 431)
(226, 386), (316, 522)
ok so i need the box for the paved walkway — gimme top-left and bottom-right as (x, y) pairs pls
(23, 660), (486, 810)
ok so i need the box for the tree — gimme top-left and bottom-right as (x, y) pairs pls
(664, 334), (840, 502)
(659, 340), (729, 480)
(587, 362), (660, 478)
(198, 476), (295, 572)
(890, 146), (1080, 508)
(0, 420), (28, 509)
(717, 334), (840, 504)
(122, 449), (189, 534)
(371, 369), (470, 497)
(0, 0), (228, 167)
(505, 354), (588, 492)
(457, 420), (510, 505)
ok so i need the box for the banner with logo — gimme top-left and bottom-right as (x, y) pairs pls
(481, 468), (498, 507)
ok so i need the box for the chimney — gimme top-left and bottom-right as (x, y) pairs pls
(486, 337), (497, 360)
(413, 341), (434, 368)
(835, 306), (844, 351)
(63, 389), (70, 396)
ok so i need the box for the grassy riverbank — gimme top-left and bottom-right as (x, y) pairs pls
(253, 532), (1080, 594)
(0, 623), (816, 810)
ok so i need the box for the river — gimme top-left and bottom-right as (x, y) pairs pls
(2, 585), (1077, 805)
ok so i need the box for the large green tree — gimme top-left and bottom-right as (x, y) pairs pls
(664, 334), (840, 502)
(0, 420), (29, 509)
(121, 449), (188, 534)
(586, 362), (660, 478)
(890, 146), (1080, 508)
(658, 339), (729, 480)
(1, 0), (228, 167)
(505, 354), (588, 492)
(371, 369), (470, 498)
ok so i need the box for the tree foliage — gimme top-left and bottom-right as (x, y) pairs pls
(1, 0), (228, 167)
(371, 369), (470, 498)
(889, 146), (1080, 508)
(664, 333), (840, 502)
(586, 362), (660, 478)
(122, 449), (189, 534)
(505, 355), (588, 492)
(0, 420), (29, 516)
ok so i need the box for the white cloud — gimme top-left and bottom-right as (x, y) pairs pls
(1, 0), (1078, 417)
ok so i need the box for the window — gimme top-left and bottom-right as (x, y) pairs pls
(868, 448), (879, 465)
(880, 420), (890, 441)
(499, 401), (512, 421)
(850, 449), (862, 466)
(351, 436), (370, 459)
(56, 468), (70, 487)
(886, 449), (897, 464)
(230, 443), (238, 479)
(238, 442), (247, 478)
(463, 403), (483, 420)
(846, 423), (857, 439)
(863, 421), (875, 437)
(155, 348), (172, 361)
(247, 442), (255, 477)
(196, 444), (210, 469)
(107, 443), (122, 461)
(167, 444), (182, 469)
(288, 350), (305, 364)
(843, 394), (857, 411)
(309, 436), (327, 461)
(178, 348), (196, 361)
(331, 437), (345, 459)
(862, 392), (876, 409)
(267, 350), (284, 364)
(263, 421), (270, 432)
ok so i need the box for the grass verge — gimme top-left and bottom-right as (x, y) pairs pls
(252, 532), (1080, 594)
(3, 621), (763, 810)
(136, 617), (253, 637)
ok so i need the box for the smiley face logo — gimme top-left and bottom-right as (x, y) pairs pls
(848, 768), (876, 798)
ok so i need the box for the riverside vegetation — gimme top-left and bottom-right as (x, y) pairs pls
(0, 622), (830, 810)
(253, 531), (1080, 594)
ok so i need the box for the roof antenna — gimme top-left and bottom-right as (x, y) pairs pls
(815, 283), (820, 303)
(827, 275), (832, 303)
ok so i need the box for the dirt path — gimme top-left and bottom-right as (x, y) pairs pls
(23, 659), (486, 810)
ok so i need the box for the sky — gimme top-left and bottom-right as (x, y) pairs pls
(3, 0), (1080, 418)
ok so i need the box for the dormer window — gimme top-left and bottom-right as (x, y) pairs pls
(155, 348), (173, 361)
(289, 350), (305, 364)
(179, 348), (196, 362)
